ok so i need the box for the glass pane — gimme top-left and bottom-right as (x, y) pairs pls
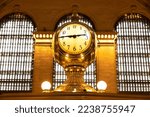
(116, 13), (150, 92)
(0, 13), (35, 91)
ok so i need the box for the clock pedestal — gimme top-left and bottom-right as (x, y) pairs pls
(54, 66), (96, 92)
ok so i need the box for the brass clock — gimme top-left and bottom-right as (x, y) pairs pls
(53, 19), (96, 92)
(57, 23), (92, 54)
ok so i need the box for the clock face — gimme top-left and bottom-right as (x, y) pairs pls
(58, 23), (92, 54)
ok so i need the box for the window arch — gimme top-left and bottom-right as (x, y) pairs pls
(55, 13), (95, 30)
(115, 13), (150, 92)
(0, 12), (36, 91)
(52, 13), (96, 90)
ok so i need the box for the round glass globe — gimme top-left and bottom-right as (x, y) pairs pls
(97, 81), (107, 91)
(41, 81), (51, 90)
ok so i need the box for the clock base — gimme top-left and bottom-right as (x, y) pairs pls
(54, 66), (96, 92)
(54, 83), (96, 92)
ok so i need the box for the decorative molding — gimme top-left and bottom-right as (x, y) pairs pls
(33, 31), (54, 46)
(33, 31), (118, 47)
(96, 31), (117, 46)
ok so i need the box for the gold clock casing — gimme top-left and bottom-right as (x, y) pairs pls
(53, 22), (96, 92)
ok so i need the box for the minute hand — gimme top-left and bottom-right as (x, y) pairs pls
(59, 34), (86, 38)
(75, 34), (86, 37)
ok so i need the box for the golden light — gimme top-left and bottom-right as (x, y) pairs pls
(101, 34), (104, 38)
(46, 34), (49, 38)
(65, 68), (68, 71)
(86, 89), (93, 92)
(111, 35), (114, 38)
(55, 89), (62, 92)
(65, 54), (69, 60)
(50, 34), (53, 38)
(82, 68), (85, 71)
(97, 80), (107, 92)
(40, 34), (42, 38)
(97, 34), (100, 38)
(72, 88), (77, 92)
(65, 54), (69, 57)
(41, 81), (51, 92)
(43, 34), (46, 38)
(36, 34), (39, 38)
(80, 53), (84, 59)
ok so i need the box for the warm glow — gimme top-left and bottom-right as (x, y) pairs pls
(72, 88), (77, 92)
(111, 35), (114, 38)
(40, 34), (42, 38)
(65, 54), (69, 57)
(101, 34), (104, 38)
(35, 39), (51, 44)
(41, 81), (51, 91)
(46, 34), (49, 38)
(98, 40), (115, 43)
(43, 34), (46, 38)
(65, 54), (69, 60)
(36, 34), (39, 38)
(33, 33), (53, 40)
(97, 81), (107, 91)
(50, 34), (53, 38)
(80, 53), (84, 59)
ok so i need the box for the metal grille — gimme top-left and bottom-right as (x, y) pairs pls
(0, 13), (35, 91)
(115, 13), (150, 92)
(84, 60), (97, 89)
(52, 61), (97, 90)
(52, 62), (66, 89)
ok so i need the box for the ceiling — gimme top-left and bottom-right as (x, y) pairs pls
(0, 0), (150, 31)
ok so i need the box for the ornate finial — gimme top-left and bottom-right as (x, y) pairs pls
(72, 5), (79, 15)
(71, 5), (80, 21)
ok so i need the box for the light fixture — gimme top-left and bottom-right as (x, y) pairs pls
(97, 80), (107, 92)
(41, 81), (51, 93)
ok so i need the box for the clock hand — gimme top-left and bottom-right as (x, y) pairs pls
(75, 34), (88, 39)
(75, 34), (86, 37)
(59, 35), (75, 38)
(59, 34), (87, 38)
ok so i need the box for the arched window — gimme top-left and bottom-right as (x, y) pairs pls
(0, 13), (36, 91)
(52, 13), (96, 90)
(115, 13), (150, 92)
